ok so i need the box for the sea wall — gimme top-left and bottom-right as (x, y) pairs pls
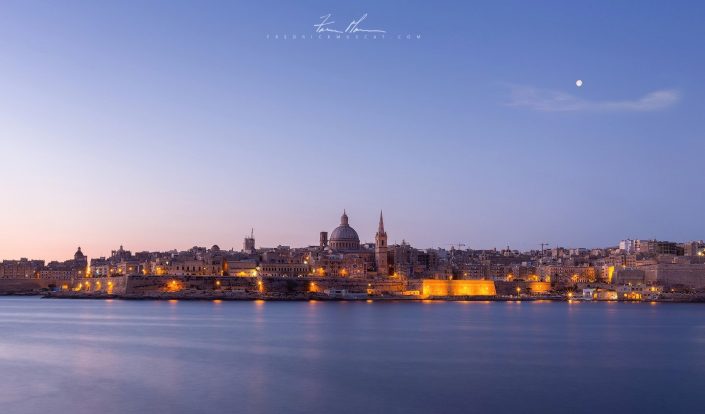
(0, 278), (52, 294)
(0, 276), (129, 295)
(410, 279), (497, 298)
(641, 263), (705, 288)
(124, 275), (405, 296)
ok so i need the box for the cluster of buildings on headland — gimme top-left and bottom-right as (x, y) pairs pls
(1, 211), (705, 301)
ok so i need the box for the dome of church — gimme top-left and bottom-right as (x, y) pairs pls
(330, 225), (359, 242)
(329, 210), (360, 251)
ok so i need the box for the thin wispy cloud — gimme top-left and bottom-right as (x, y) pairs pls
(507, 85), (680, 112)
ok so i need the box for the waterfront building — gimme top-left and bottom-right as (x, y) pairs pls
(537, 264), (596, 285)
(89, 257), (113, 276)
(682, 241), (705, 256)
(635, 239), (684, 256)
(582, 288), (618, 301)
(110, 245), (132, 262)
(38, 247), (89, 280)
(619, 239), (636, 253)
(393, 241), (417, 278)
(116, 260), (143, 275)
(39, 264), (83, 280)
(616, 284), (663, 301)
(225, 258), (258, 277)
(259, 246), (309, 277)
(0, 258), (44, 279)
(258, 262), (309, 277)
(167, 258), (209, 276)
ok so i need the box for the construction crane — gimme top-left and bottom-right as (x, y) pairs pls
(445, 243), (466, 250)
(539, 243), (550, 256)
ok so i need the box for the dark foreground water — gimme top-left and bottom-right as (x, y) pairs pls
(1, 298), (705, 414)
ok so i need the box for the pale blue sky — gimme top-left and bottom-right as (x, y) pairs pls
(1, 1), (704, 260)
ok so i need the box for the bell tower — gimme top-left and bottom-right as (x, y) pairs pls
(243, 229), (256, 253)
(375, 211), (388, 276)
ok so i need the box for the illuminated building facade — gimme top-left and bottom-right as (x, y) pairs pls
(417, 279), (497, 297)
(0, 258), (44, 279)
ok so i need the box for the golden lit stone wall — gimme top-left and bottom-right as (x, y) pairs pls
(66, 276), (128, 294)
(421, 279), (496, 297)
(527, 281), (551, 294)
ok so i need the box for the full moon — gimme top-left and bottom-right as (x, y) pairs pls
(576, 79), (583, 87)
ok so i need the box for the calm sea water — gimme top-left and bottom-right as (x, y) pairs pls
(1, 297), (705, 414)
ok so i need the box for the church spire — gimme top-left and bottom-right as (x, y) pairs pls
(375, 210), (388, 276)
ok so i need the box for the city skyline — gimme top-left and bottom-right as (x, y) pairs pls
(2, 1), (704, 260)
(2, 207), (702, 262)
(2, 204), (702, 261)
